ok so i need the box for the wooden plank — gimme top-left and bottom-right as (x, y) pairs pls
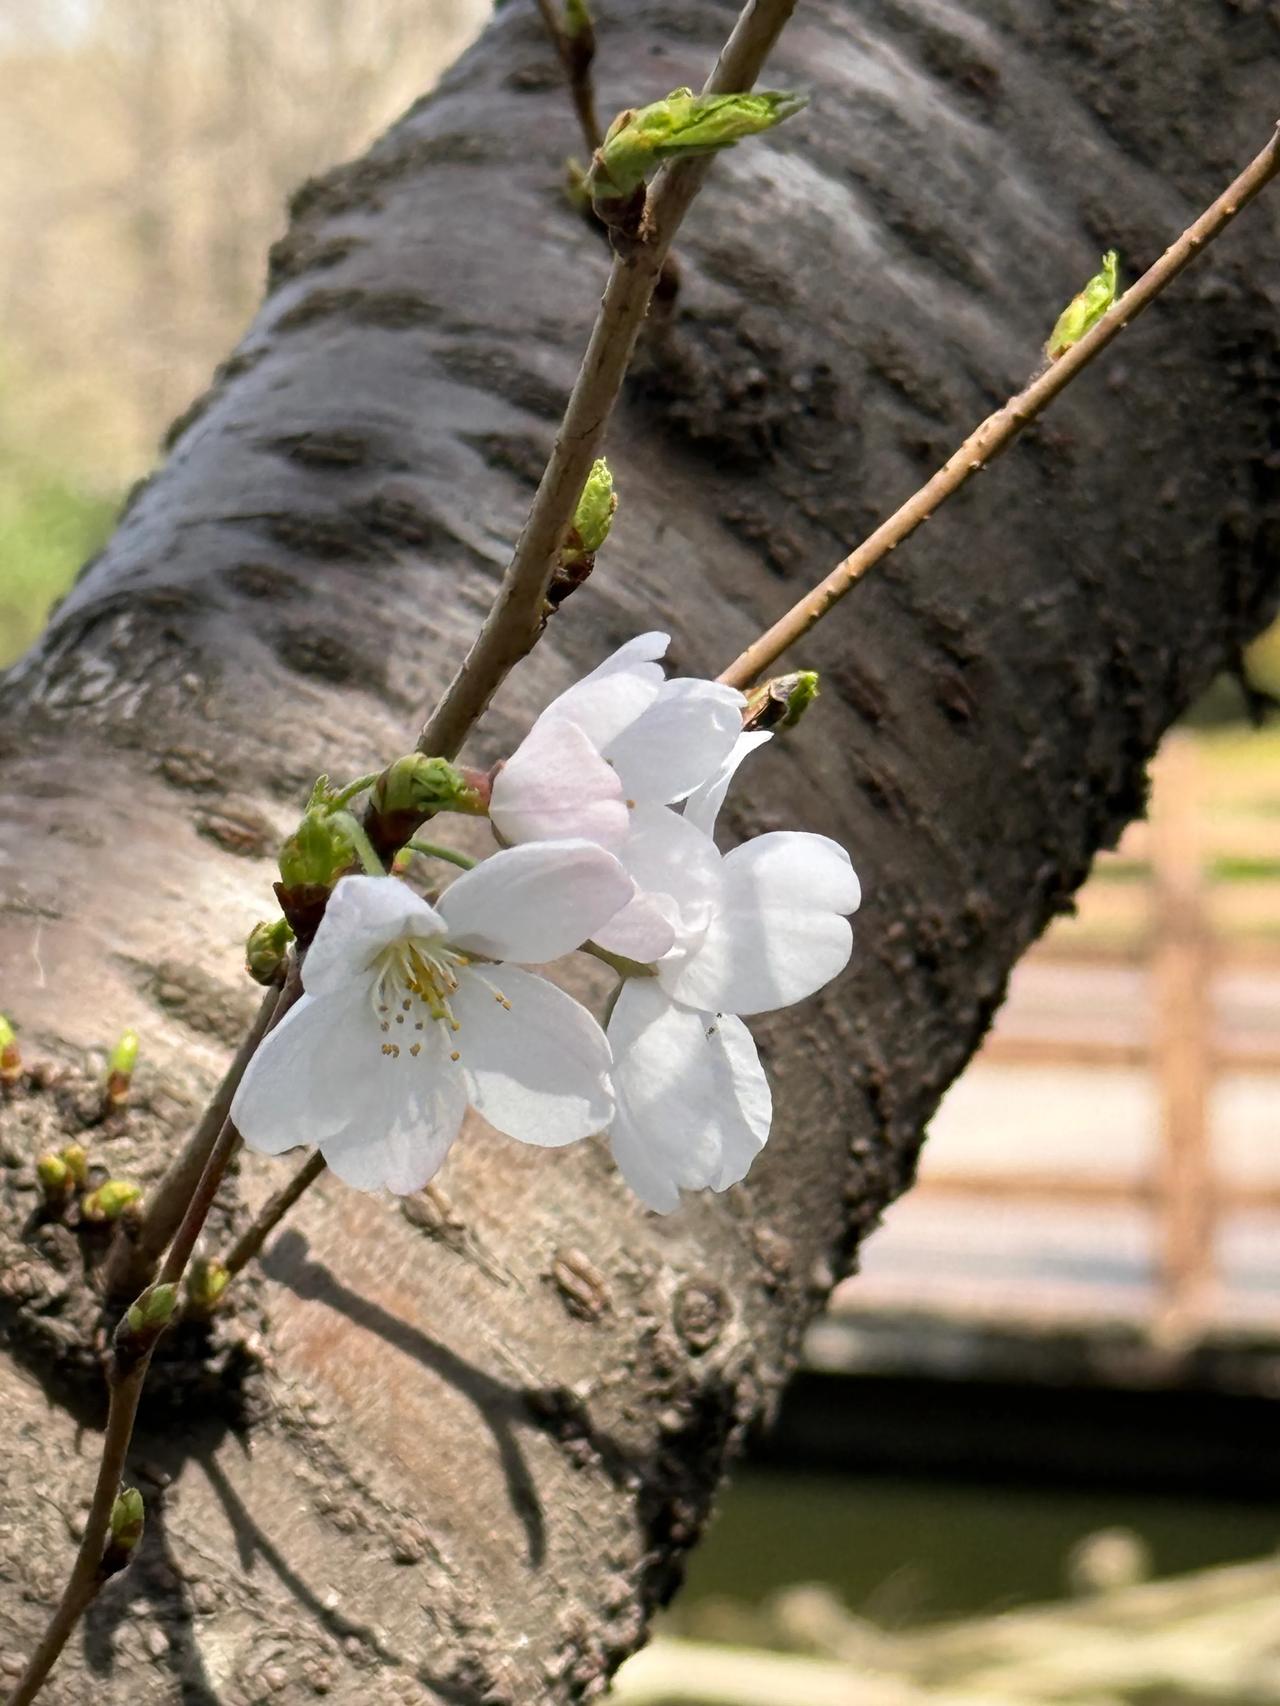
(913, 1172), (1280, 1212)
(978, 1033), (1280, 1073)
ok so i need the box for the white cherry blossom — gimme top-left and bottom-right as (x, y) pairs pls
(232, 844), (631, 1194)
(604, 745), (861, 1212)
(489, 634), (747, 957)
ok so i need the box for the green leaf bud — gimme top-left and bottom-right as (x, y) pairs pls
(0, 1014), (21, 1085)
(186, 1256), (230, 1315)
(108, 1487), (145, 1553)
(744, 669), (821, 731)
(572, 459), (616, 556)
(36, 1153), (72, 1203)
(1046, 249), (1119, 361)
(124, 1283), (179, 1336)
(60, 1143), (89, 1187)
(104, 1028), (140, 1109)
(277, 807), (359, 891)
(245, 917), (295, 987)
(589, 88), (807, 203)
(82, 1180), (143, 1223)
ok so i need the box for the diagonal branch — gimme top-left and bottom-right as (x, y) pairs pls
(416, 0), (799, 760)
(718, 121), (1280, 689)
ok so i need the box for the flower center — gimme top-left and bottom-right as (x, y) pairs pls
(371, 936), (468, 1058)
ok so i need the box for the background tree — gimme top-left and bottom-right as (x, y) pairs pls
(0, 1), (1277, 1702)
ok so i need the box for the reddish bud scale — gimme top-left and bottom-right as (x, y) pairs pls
(0, 1042), (21, 1086)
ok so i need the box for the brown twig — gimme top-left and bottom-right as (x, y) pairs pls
(4, 1117), (248, 1706)
(535, 0), (603, 153)
(417, 0), (799, 760)
(104, 969), (299, 1298)
(222, 1148), (327, 1277)
(719, 121), (1280, 690)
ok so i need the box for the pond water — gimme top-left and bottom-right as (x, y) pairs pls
(680, 1468), (1280, 1629)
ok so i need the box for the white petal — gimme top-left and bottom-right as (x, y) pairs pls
(232, 989), (379, 1152)
(618, 804), (723, 929)
(303, 875), (446, 998)
(451, 964), (612, 1145)
(321, 1030), (468, 1194)
(603, 679), (746, 804)
(606, 979), (771, 1212)
(591, 892), (678, 961)
(539, 632), (669, 751)
(683, 731), (772, 838)
(489, 716), (629, 851)
(658, 832), (860, 1016)
(436, 840), (633, 964)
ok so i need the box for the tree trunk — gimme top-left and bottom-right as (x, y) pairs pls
(0, 2), (1276, 1701)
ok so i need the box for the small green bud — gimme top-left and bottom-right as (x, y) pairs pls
(245, 917), (295, 986)
(108, 1487), (145, 1553)
(0, 1014), (21, 1085)
(60, 1143), (89, 1187)
(277, 807), (359, 891)
(1046, 248), (1119, 360)
(371, 755), (489, 823)
(124, 1283), (179, 1336)
(82, 1180), (143, 1223)
(36, 1153), (72, 1202)
(186, 1256), (230, 1315)
(563, 0), (592, 38)
(104, 1028), (139, 1108)
(745, 669), (821, 731)
(572, 459), (616, 556)
(589, 88), (807, 203)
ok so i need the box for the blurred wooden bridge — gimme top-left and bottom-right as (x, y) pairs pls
(815, 731), (1280, 1387)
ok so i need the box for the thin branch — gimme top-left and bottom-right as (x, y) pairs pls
(417, 0), (799, 760)
(104, 972), (298, 1298)
(222, 1149), (327, 1277)
(535, 0), (603, 154)
(719, 121), (1280, 690)
(4, 1116), (248, 1706)
(3, 1359), (152, 1706)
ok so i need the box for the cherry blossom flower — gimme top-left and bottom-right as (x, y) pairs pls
(488, 634), (747, 956)
(232, 844), (632, 1194)
(605, 760), (861, 1212)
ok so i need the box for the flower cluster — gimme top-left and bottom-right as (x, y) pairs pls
(233, 636), (860, 1212)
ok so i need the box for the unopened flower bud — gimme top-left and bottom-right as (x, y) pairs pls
(82, 1180), (143, 1223)
(60, 1143), (89, 1187)
(277, 808), (359, 892)
(245, 917), (294, 986)
(125, 1282), (179, 1336)
(744, 669), (820, 731)
(0, 1014), (21, 1087)
(588, 88), (806, 208)
(1046, 248), (1118, 361)
(105, 1029), (139, 1109)
(36, 1153), (72, 1204)
(548, 460), (617, 613)
(368, 755), (491, 861)
(185, 1256), (230, 1316)
(108, 1487), (145, 1553)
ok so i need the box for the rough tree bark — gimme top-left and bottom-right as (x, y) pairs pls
(0, 1), (1277, 1701)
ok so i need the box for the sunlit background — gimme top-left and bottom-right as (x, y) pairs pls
(3, 6), (1279, 1704)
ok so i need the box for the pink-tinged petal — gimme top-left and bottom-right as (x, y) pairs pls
(604, 679), (746, 804)
(303, 875), (446, 997)
(320, 1031), (468, 1193)
(489, 716), (629, 850)
(436, 839), (633, 964)
(539, 632), (669, 751)
(606, 980), (771, 1212)
(592, 892), (678, 961)
(683, 731), (772, 838)
(451, 965), (612, 1144)
(658, 832), (859, 1016)
(232, 988), (380, 1152)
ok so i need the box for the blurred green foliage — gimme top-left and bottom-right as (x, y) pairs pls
(0, 465), (116, 666)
